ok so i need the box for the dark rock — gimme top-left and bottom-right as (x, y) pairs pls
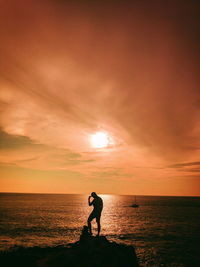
(0, 226), (139, 267)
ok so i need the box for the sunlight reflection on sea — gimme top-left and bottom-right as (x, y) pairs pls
(0, 193), (200, 266)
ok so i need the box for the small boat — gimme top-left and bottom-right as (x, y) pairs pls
(131, 196), (139, 208)
(131, 203), (139, 208)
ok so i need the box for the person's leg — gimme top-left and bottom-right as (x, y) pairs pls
(96, 214), (101, 236)
(87, 212), (95, 235)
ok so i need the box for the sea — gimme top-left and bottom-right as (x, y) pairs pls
(0, 193), (200, 266)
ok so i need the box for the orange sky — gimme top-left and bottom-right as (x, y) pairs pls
(0, 0), (200, 196)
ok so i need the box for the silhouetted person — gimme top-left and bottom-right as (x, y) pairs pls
(87, 192), (103, 236)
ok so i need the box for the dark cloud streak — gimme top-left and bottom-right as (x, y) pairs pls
(168, 162), (200, 168)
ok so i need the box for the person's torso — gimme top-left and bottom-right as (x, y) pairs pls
(92, 197), (103, 212)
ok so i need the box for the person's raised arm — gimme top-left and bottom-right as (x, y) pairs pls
(88, 196), (93, 206)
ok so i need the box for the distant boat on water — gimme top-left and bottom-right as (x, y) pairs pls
(131, 196), (139, 208)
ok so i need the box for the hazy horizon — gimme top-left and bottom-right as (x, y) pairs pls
(1, 191), (199, 197)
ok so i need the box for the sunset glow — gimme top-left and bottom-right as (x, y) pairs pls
(0, 0), (199, 196)
(91, 132), (109, 149)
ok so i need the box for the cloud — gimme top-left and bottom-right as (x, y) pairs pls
(0, 129), (95, 170)
(167, 161), (200, 175)
(0, 0), (200, 194)
(0, 0), (199, 161)
(90, 168), (134, 181)
(168, 162), (200, 168)
(0, 128), (35, 149)
(0, 161), (83, 176)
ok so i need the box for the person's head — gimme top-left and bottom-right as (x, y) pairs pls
(91, 192), (97, 198)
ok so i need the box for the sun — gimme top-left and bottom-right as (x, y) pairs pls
(91, 132), (109, 148)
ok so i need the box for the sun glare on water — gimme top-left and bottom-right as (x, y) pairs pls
(91, 132), (110, 148)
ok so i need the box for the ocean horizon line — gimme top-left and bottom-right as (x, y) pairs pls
(0, 191), (199, 198)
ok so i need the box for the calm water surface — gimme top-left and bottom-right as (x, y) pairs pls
(0, 193), (200, 266)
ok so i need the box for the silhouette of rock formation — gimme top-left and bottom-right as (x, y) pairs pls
(0, 226), (139, 267)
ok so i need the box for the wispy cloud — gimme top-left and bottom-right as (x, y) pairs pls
(0, 128), (37, 149)
(168, 162), (200, 168)
(167, 161), (200, 175)
(0, 0), (200, 195)
(0, 129), (95, 171)
(90, 168), (133, 181)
